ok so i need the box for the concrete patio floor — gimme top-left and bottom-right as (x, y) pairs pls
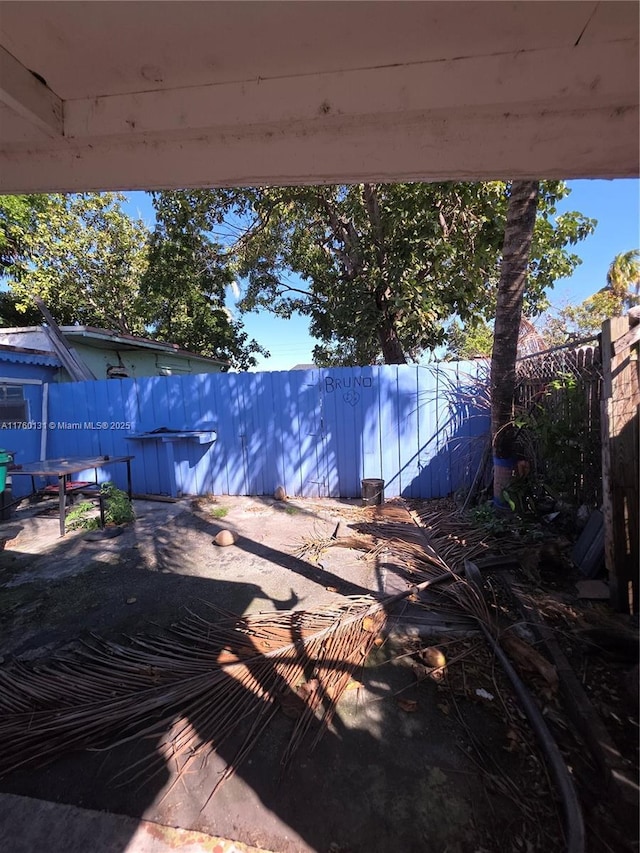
(0, 494), (544, 852)
(0, 792), (273, 853)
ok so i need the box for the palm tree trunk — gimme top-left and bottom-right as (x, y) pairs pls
(491, 180), (539, 505)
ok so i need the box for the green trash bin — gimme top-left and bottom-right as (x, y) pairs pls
(0, 450), (10, 493)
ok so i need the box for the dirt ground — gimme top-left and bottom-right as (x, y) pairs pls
(0, 494), (637, 853)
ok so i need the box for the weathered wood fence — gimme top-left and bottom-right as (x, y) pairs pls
(601, 317), (639, 613)
(514, 322), (639, 614)
(515, 340), (603, 508)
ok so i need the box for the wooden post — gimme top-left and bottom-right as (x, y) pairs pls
(601, 316), (640, 613)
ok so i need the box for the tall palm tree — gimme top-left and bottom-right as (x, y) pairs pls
(490, 181), (540, 505)
(605, 249), (639, 310)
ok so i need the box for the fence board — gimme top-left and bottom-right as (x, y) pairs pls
(416, 366), (436, 498)
(397, 367), (418, 497)
(359, 365), (382, 497)
(376, 367), (399, 498)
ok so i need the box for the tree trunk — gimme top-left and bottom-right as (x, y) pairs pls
(378, 318), (408, 364)
(491, 180), (539, 505)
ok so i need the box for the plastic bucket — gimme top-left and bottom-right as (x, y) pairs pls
(0, 450), (10, 493)
(361, 478), (385, 506)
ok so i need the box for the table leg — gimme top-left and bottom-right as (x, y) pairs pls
(58, 475), (65, 537)
(164, 443), (178, 498)
(98, 490), (105, 528)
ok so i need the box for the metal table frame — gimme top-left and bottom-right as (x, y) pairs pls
(9, 455), (134, 536)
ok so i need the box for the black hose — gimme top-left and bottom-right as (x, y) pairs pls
(462, 560), (584, 852)
(476, 619), (585, 853)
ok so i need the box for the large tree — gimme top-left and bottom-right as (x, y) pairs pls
(1, 191), (267, 370)
(238, 183), (506, 364)
(5, 193), (150, 335)
(142, 191), (267, 370)
(236, 182), (594, 366)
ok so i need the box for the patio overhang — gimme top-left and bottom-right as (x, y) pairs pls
(0, 0), (637, 193)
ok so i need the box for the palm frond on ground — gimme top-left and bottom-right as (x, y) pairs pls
(0, 597), (390, 794)
(0, 502), (519, 803)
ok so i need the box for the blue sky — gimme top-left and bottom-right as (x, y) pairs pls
(123, 179), (639, 371)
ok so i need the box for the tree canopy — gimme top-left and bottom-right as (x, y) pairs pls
(0, 194), (50, 326)
(236, 181), (595, 365)
(446, 320), (495, 361)
(141, 191), (267, 369)
(0, 194), (49, 278)
(0, 182), (596, 369)
(7, 193), (150, 335)
(0, 192), (265, 370)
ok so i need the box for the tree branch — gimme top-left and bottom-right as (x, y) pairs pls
(317, 191), (362, 279)
(362, 184), (386, 273)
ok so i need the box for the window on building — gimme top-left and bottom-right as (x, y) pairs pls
(157, 356), (190, 376)
(0, 385), (28, 425)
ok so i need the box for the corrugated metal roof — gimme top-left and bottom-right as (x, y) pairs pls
(0, 346), (61, 367)
(0, 326), (229, 366)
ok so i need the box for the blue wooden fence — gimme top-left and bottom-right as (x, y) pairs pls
(12, 363), (489, 500)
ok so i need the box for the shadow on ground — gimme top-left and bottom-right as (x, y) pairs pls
(0, 496), (535, 853)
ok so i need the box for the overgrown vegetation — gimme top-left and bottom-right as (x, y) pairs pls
(511, 373), (594, 504)
(65, 500), (101, 531)
(466, 368), (599, 526)
(65, 484), (135, 531)
(100, 483), (135, 525)
(468, 501), (544, 542)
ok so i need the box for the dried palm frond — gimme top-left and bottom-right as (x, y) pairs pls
(0, 500), (491, 805)
(410, 506), (495, 570)
(0, 597), (388, 797)
(294, 531), (376, 564)
(294, 534), (335, 563)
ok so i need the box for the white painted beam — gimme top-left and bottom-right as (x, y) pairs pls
(0, 45), (63, 137)
(63, 41), (637, 140)
(1, 102), (637, 193)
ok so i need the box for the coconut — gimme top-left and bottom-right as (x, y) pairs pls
(214, 529), (236, 547)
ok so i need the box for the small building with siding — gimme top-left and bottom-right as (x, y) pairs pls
(0, 326), (228, 381)
(0, 329), (226, 500)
